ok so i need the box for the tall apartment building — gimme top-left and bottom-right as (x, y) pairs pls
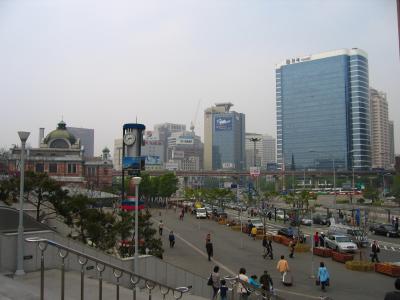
(389, 121), (395, 168)
(204, 103), (245, 170)
(262, 134), (276, 167)
(276, 48), (371, 171)
(67, 127), (95, 158)
(370, 88), (391, 170)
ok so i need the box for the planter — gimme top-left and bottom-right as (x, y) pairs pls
(272, 235), (282, 243)
(280, 236), (292, 246)
(332, 251), (354, 263)
(230, 225), (242, 231)
(295, 243), (311, 253)
(345, 261), (375, 272)
(375, 263), (400, 277)
(313, 247), (332, 257)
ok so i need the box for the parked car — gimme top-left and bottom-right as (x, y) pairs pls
(196, 208), (207, 219)
(276, 210), (289, 221)
(313, 214), (330, 225)
(324, 234), (358, 253)
(370, 224), (400, 238)
(278, 227), (305, 243)
(212, 208), (228, 219)
(249, 218), (264, 230)
(328, 224), (369, 247)
(301, 218), (313, 226)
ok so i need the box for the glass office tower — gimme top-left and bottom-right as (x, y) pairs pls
(276, 48), (371, 171)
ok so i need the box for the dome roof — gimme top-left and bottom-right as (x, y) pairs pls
(43, 121), (77, 147)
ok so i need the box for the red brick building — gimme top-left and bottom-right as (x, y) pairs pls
(7, 121), (113, 188)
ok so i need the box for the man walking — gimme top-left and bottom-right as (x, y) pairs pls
(276, 255), (289, 282)
(206, 237), (214, 261)
(158, 220), (164, 236)
(313, 232), (319, 248)
(371, 240), (380, 263)
(289, 239), (296, 258)
(169, 231), (175, 248)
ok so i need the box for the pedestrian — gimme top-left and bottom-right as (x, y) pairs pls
(371, 240), (380, 263)
(396, 218), (399, 232)
(289, 239), (296, 258)
(317, 262), (330, 292)
(237, 267), (249, 300)
(384, 278), (400, 300)
(267, 239), (273, 259)
(206, 238), (214, 261)
(158, 220), (164, 236)
(210, 265), (221, 300)
(169, 231), (175, 248)
(206, 233), (211, 243)
(259, 270), (274, 300)
(313, 232), (319, 248)
(248, 275), (260, 288)
(319, 232), (325, 248)
(219, 279), (228, 300)
(276, 255), (289, 282)
(247, 220), (253, 236)
(262, 235), (268, 258)
(251, 226), (257, 240)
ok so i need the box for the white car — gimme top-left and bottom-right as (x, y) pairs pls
(250, 218), (264, 230)
(196, 208), (207, 219)
(301, 218), (313, 226)
(276, 210), (289, 221)
(324, 234), (358, 253)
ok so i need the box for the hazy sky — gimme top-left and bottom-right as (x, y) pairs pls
(0, 0), (399, 155)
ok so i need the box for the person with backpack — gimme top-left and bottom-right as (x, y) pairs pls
(259, 270), (274, 300)
(317, 262), (330, 292)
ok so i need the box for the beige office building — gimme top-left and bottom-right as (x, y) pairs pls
(370, 88), (391, 169)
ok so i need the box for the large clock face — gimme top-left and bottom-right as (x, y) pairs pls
(124, 132), (136, 146)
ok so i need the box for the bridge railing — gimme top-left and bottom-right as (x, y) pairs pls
(26, 237), (192, 300)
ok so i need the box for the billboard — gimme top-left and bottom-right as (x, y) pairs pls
(145, 155), (161, 165)
(172, 150), (185, 159)
(176, 137), (194, 145)
(215, 116), (232, 131)
(165, 162), (179, 171)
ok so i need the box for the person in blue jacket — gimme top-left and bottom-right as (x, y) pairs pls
(317, 262), (330, 292)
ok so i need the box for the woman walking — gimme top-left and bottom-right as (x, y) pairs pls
(210, 266), (221, 300)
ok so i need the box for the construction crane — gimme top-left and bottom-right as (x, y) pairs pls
(190, 99), (201, 133)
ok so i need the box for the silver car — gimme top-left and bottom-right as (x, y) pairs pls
(324, 234), (358, 253)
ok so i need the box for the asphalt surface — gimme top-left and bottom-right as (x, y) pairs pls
(152, 208), (398, 300)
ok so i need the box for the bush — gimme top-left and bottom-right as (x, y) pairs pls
(345, 260), (374, 272)
(357, 198), (365, 204)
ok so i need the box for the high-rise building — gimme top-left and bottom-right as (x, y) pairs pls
(204, 103), (245, 170)
(276, 48), (371, 171)
(167, 130), (203, 171)
(389, 120), (395, 168)
(262, 134), (276, 167)
(370, 88), (391, 170)
(154, 123), (186, 161)
(67, 127), (95, 158)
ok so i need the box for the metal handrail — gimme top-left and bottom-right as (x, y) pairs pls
(26, 237), (192, 300)
(224, 275), (273, 300)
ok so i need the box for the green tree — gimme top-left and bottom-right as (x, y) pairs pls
(363, 185), (379, 202)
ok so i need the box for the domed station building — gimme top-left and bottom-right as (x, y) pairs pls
(8, 121), (113, 188)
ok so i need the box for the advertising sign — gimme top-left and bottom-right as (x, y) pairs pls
(172, 150), (185, 159)
(123, 156), (145, 170)
(145, 155), (161, 165)
(176, 137), (194, 145)
(215, 117), (232, 131)
(222, 162), (235, 169)
(250, 167), (261, 176)
(165, 162), (179, 171)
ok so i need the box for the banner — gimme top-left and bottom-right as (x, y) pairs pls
(215, 116), (232, 131)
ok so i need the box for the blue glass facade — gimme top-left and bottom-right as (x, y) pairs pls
(212, 112), (245, 170)
(276, 50), (371, 171)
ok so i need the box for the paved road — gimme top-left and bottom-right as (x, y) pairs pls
(153, 208), (397, 300)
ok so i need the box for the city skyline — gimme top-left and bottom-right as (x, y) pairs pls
(0, 0), (399, 155)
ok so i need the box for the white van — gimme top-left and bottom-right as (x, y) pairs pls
(328, 224), (368, 247)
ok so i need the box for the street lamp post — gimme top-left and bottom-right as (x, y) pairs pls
(15, 131), (30, 276)
(132, 176), (142, 275)
(333, 158), (336, 218)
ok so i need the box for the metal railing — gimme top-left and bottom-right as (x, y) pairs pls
(26, 237), (192, 300)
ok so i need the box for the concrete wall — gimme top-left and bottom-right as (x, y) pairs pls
(0, 231), (209, 298)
